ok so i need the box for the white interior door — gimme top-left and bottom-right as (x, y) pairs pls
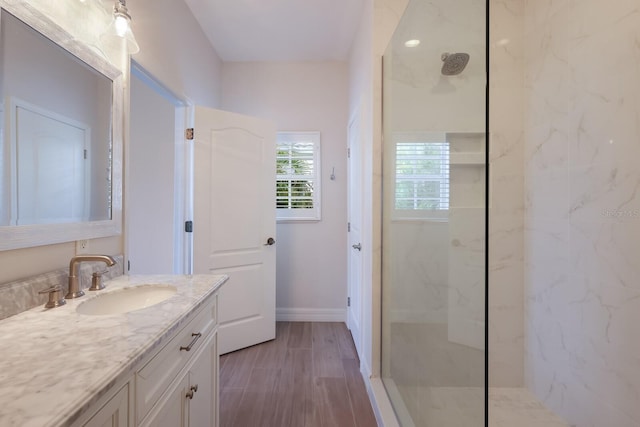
(15, 104), (89, 225)
(347, 104), (364, 356)
(192, 107), (276, 355)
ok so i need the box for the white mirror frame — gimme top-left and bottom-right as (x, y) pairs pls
(0, 1), (123, 251)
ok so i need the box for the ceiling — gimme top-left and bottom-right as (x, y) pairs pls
(182, 0), (365, 62)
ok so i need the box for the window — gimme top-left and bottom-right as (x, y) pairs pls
(394, 133), (449, 220)
(276, 131), (321, 221)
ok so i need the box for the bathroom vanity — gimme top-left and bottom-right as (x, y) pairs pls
(0, 274), (227, 426)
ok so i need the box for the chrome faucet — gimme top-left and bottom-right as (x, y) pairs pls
(66, 255), (117, 299)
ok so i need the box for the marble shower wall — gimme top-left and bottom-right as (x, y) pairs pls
(382, 0), (486, 328)
(523, 0), (640, 425)
(383, 0), (527, 387)
(488, 0), (525, 386)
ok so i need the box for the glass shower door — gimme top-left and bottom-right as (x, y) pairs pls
(380, 0), (487, 425)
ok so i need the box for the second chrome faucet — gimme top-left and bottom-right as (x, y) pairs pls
(66, 255), (117, 299)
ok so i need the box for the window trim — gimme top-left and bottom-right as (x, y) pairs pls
(276, 131), (321, 222)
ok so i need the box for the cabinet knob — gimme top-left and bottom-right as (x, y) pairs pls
(186, 384), (198, 400)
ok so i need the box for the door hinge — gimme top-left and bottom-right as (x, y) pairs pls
(348, 222), (351, 232)
(347, 147), (351, 158)
(127, 260), (130, 272)
(347, 297), (351, 307)
(186, 128), (194, 140)
(185, 220), (193, 233)
(83, 149), (87, 159)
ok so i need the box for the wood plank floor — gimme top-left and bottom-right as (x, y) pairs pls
(219, 322), (378, 427)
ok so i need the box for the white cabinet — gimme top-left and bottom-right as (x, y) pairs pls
(139, 296), (218, 427)
(142, 332), (217, 427)
(73, 294), (219, 427)
(145, 375), (190, 427)
(81, 384), (130, 427)
(187, 336), (217, 427)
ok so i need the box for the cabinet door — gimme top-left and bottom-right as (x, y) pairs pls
(144, 375), (189, 427)
(188, 334), (216, 427)
(83, 384), (129, 427)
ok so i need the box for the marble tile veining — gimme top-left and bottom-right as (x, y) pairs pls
(0, 274), (227, 427)
(524, 0), (640, 425)
(0, 255), (124, 320)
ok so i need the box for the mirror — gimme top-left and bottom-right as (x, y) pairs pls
(0, 4), (123, 250)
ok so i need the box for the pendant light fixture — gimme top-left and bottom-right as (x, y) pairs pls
(100, 0), (140, 54)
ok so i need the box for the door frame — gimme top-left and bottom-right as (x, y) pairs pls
(126, 60), (192, 274)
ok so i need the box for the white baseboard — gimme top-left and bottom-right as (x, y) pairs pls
(276, 307), (346, 322)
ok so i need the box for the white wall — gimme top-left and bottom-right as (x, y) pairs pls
(220, 61), (349, 320)
(127, 0), (222, 107)
(524, 1), (640, 426)
(128, 74), (177, 274)
(0, 0), (222, 284)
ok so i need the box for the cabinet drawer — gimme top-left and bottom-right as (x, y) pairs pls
(136, 297), (217, 424)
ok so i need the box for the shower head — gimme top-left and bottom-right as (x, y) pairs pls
(441, 52), (470, 76)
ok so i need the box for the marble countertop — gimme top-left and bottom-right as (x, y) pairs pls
(0, 274), (228, 427)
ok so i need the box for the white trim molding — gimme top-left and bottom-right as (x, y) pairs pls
(276, 307), (346, 322)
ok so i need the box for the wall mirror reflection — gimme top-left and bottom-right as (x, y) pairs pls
(0, 4), (122, 250)
(1, 10), (113, 226)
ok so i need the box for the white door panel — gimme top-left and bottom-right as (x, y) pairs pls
(15, 103), (89, 225)
(213, 265), (263, 323)
(193, 107), (276, 355)
(347, 103), (364, 356)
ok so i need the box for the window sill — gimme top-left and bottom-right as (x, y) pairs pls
(277, 218), (321, 224)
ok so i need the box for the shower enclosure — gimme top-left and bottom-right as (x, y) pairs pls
(380, 0), (487, 425)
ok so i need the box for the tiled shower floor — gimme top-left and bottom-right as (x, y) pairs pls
(388, 383), (570, 427)
(489, 388), (570, 427)
(386, 323), (570, 426)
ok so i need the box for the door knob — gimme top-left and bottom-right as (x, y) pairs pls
(352, 243), (362, 251)
(264, 237), (276, 246)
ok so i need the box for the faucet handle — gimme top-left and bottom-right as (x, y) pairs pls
(38, 286), (66, 309)
(89, 270), (108, 291)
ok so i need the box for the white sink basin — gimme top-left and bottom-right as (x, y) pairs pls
(76, 284), (177, 315)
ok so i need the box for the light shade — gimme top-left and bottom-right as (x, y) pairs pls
(100, 0), (139, 54)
